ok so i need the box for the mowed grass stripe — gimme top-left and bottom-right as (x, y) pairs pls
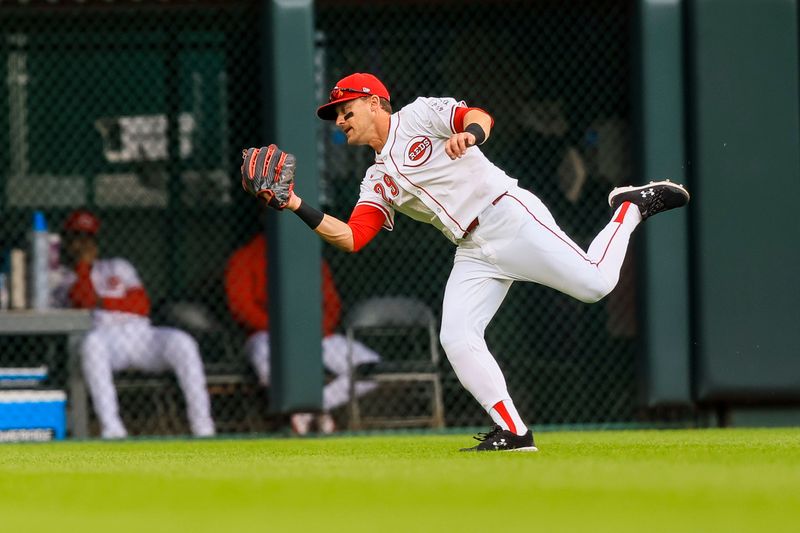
(1, 428), (798, 533)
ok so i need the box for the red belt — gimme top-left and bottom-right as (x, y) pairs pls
(463, 192), (507, 238)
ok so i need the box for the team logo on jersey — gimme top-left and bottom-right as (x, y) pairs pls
(405, 136), (433, 167)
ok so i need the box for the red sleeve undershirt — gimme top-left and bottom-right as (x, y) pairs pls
(348, 204), (386, 252)
(69, 261), (150, 316)
(453, 106), (495, 133)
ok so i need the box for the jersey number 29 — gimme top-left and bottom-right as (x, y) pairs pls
(373, 174), (399, 205)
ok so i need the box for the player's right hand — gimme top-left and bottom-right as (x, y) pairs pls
(445, 132), (476, 160)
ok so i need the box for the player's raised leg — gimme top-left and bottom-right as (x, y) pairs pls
(478, 181), (687, 304)
(486, 184), (676, 304)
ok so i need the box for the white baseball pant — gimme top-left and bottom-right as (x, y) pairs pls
(247, 332), (380, 411)
(439, 186), (642, 424)
(80, 321), (215, 439)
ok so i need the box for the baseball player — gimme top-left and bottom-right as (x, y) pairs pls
(53, 209), (216, 439)
(240, 73), (689, 452)
(224, 233), (381, 434)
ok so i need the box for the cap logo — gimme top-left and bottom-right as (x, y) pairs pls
(405, 136), (432, 167)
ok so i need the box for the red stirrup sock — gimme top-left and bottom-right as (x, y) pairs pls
(489, 400), (528, 436)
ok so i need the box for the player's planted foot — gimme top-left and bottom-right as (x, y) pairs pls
(460, 424), (539, 452)
(608, 180), (690, 219)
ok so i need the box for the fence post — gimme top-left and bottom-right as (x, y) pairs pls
(637, 0), (692, 406)
(264, 0), (323, 413)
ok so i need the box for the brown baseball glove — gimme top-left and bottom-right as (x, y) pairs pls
(240, 144), (296, 210)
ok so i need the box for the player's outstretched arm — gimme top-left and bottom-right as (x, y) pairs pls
(284, 193), (355, 252)
(241, 144), (357, 252)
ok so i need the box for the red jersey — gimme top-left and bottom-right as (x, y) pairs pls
(224, 234), (341, 336)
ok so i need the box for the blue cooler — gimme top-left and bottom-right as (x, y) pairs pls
(0, 390), (67, 442)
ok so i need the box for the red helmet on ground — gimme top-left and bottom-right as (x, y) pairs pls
(316, 73), (390, 121)
(63, 209), (100, 235)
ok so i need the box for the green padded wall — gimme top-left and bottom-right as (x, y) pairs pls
(690, 0), (800, 402)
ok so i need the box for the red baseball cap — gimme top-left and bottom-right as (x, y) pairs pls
(316, 73), (390, 121)
(63, 209), (100, 235)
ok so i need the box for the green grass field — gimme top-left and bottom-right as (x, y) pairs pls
(1, 428), (799, 532)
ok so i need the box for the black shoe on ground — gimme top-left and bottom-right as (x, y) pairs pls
(460, 425), (539, 452)
(608, 180), (690, 219)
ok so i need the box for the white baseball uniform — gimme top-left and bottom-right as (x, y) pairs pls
(54, 258), (215, 439)
(355, 97), (642, 433)
(247, 332), (380, 412)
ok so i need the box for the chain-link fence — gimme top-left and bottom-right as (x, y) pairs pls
(0, 0), (644, 440)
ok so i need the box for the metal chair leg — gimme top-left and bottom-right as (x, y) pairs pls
(431, 378), (445, 429)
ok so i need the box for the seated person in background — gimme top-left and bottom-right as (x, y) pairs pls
(53, 209), (215, 439)
(224, 233), (380, 435)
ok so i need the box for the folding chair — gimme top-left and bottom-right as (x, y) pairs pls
(345, 296), (445, 430)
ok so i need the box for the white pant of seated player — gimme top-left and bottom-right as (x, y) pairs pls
(246, 332), (380, 412)
(80, 321), (216, 439)
(439, 187), (641, 431)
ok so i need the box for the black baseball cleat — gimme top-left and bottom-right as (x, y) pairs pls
(460, 425), (539, 452)
(608, 180), (690, 219)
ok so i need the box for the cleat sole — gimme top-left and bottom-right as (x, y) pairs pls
(504, 446), (539, 452)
